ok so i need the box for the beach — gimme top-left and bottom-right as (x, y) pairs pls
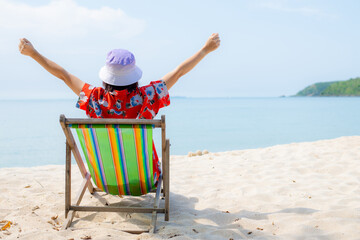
(1, 136), (359, 239)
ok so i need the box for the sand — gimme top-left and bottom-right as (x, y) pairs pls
(0, 136), (359, 240)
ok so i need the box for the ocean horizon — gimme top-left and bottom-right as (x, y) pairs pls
(1, 96), (359, 168)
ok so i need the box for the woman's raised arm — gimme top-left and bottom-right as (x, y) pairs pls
(18, 38), (85, 96)
(162, 33), (220, 90)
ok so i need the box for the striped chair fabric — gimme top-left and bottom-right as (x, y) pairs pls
(70, 124), (156, 196)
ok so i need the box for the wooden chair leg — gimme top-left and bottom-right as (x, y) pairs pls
(164, 139), (170, 221)
(59, 116), (95, 194)
(65, 142), (71, 219)
(62, 173), (91, 229)
(161, 115), (166, 199)
(149, 174), (163, 233)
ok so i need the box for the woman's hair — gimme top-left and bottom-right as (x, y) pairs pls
(103, 82), (138, 93)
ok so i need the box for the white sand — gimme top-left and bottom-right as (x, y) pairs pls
(1, 136), (360, 239)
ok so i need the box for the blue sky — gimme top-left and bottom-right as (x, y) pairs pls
(1, 0), (359, 98)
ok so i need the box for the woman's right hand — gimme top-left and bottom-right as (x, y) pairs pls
(18, 38), (37, 57)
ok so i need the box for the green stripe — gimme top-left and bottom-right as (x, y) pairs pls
(140, 126), (150, 192)
(115, 127), (130, 195)
(94, 126), (119, 195)
(76, 128), (96, 184)
(146, 125), (154, 188)
(141, 127), (149, 193)
(121, 125), (141, 196)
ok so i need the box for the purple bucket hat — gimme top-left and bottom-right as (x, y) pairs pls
(99, 49), (142, 86)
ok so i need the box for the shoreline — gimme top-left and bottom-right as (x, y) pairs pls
(1, 136), (360, 239)
(1, 135), (359, 170)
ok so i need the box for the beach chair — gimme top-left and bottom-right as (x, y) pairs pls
(59, 115), (170, 233)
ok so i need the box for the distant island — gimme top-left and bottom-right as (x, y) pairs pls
(295, 77), (360, 96)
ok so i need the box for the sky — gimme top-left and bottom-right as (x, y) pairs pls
(1, 0), (360, 98)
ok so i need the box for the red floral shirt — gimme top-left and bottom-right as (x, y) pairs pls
(76, 80), (170, 119)
(76, 80), (170, 185)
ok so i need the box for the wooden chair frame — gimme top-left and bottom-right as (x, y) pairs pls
(59, 114), (170, 233)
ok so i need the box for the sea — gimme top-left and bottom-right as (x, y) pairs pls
(1, 97), (359, 168)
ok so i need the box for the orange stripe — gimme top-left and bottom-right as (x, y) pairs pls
(82, 127), (103, 191)
(107, 127), (125, 195)
(134, 126), (146, 194)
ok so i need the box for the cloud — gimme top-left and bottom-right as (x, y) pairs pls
(0, 0), (146, 39)
(258, 0), (336, 18)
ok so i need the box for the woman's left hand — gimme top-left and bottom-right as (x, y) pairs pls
(18, 38), (37, 57)
(202, 33), (221, 54)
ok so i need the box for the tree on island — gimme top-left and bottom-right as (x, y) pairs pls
(295, 77), (360, 96)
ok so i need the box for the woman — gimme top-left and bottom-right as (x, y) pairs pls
(18, 34), (220, 119)
(19, 34), (220, 185)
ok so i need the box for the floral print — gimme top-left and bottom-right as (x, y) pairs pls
(76, 80), (170, 119)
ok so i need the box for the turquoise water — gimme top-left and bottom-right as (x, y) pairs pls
(0, 97), (359, 167)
